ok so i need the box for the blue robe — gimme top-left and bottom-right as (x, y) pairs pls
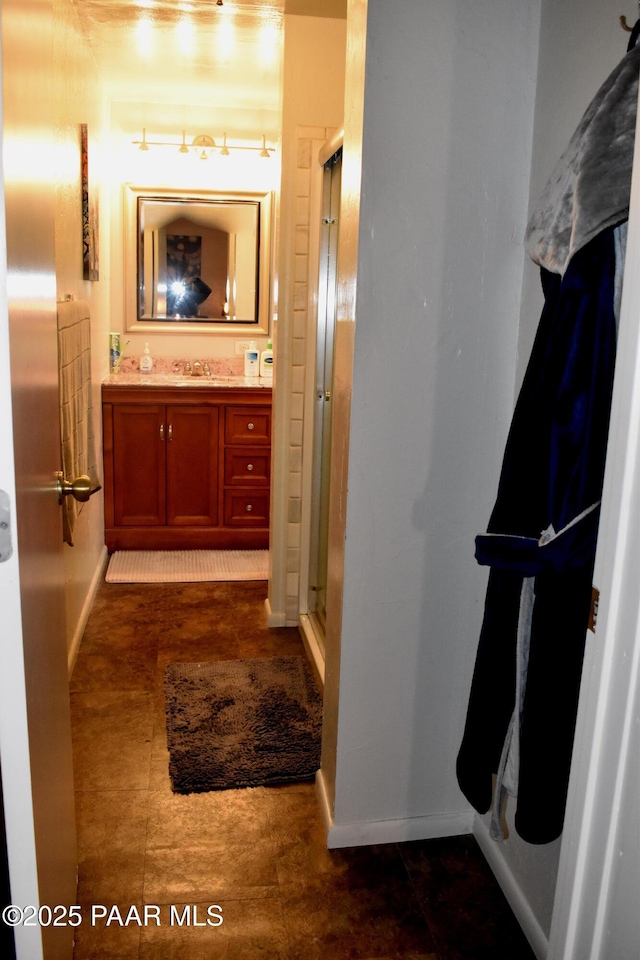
(456, 226), (618, 844)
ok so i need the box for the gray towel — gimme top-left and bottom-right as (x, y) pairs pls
(57, 299), (100, 545)
(525, 42), (640, 275)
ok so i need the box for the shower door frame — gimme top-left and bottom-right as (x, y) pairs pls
(299, 130), (343, 685)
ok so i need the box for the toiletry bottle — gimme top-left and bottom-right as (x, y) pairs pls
(244, 340), (259, 377)
(109, 332), (121, 373)
(140, 342), (153, 373)
(260, 340), (274, 378)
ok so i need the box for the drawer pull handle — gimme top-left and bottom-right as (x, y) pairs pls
(247, 463), (254, 471)
(160, 423), (165, 440)
(168, 424), (173, 441)
(247, 422), (255, 430)
(246, 504), (253, 512)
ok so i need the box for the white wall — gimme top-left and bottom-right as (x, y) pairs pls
(597, 667), (640, 959)
(547, 34), (640, 955)
(482, 0), (637, 942)
(322, 0), (541, 839)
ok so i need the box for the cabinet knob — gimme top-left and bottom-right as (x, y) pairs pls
(247, 422), (255, 430)
(247, 463), (254, 471)
(246, 504), (253, 512)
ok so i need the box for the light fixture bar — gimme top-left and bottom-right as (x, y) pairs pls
(132, 131), (275, 157)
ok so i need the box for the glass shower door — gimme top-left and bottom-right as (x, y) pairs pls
(308, 149), (342, 643)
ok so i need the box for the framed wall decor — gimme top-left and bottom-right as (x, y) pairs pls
(81, 123), (99, 281)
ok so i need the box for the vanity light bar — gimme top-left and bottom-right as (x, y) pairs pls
(133, 130), (275, 159)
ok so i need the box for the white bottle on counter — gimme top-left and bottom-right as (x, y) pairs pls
(139, 342), (153, 373)
(260, 340), (273, 378)
(244, 340), (259, 377)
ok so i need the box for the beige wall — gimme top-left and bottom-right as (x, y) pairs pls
(108, 104), (281, 363)
(53, 6), (346, 650)
(53, 0), (111, 665)
(53, 6), (346, 653)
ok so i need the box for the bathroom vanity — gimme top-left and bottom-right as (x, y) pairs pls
(102, 374), (272, 551)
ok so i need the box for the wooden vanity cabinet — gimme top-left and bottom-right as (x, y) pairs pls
(102, 384), (271, 551)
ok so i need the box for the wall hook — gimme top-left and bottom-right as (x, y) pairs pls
(621, 5), (640, 31)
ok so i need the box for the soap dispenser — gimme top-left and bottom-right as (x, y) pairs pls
(140, 342), (153, 373)
(244, 340), (259, 377)
(260, 340), (273, 378)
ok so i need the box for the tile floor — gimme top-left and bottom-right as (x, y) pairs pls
(70, 578), (537, 959)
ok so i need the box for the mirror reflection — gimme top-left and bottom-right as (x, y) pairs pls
(125, 186), (271, 334)
(138, 196), (260, 323)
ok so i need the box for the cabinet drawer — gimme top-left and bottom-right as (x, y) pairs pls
(225, 407), (271, 445)
(223, 490), (270, 527)
(224, 448), (270, 486)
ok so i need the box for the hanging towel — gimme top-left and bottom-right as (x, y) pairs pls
(525, 42), (640, 276)
(57, 299), (101, 545)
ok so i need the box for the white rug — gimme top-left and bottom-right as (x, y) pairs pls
(106, 549), (269, 584)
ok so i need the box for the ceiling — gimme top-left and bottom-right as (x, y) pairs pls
(71, 0), (346, 123)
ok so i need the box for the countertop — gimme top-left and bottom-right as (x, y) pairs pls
(102, 373), (272, 389)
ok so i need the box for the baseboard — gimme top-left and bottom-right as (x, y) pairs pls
(473, 815), (549, 960)
(264, 596), (286, 627)
(299, 614), (325, 689)
(67, 545), (108, 676)
(315, 768), (474, 849)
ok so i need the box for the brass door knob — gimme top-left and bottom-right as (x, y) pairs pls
(55, 472), (93, 505)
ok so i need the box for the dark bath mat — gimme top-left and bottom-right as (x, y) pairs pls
(164, 656), (322, 792)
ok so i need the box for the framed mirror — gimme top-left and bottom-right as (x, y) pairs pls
(124, 185), (272, 334)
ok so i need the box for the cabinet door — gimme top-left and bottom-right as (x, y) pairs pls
(113, 404), (166, 525)
(166, 405), (219, 526)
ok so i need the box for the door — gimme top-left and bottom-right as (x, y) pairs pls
(307, 148), (342, 641)
(0, 0), (77, 958)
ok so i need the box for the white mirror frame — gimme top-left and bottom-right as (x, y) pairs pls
(123, 184), (273, 335)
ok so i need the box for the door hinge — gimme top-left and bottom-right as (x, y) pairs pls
(588, 586), (600, 633)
